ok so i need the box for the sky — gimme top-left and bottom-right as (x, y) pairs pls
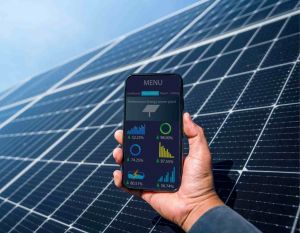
(0, 0), (198, 92)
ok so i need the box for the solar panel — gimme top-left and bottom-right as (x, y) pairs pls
(0, 1), (299, 232)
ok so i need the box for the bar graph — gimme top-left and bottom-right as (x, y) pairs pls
(158, 142), (174, 158)
(127, 124), (145, 135)
(158, 167), (175, 183)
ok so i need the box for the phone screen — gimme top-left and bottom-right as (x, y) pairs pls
(122, 74), (183, 191)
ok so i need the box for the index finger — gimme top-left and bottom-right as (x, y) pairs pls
(114, 130), (123, 145)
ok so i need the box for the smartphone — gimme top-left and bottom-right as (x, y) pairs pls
(122, 73), (183, 192)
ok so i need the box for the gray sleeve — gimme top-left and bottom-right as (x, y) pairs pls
(188, 205), (262, 233)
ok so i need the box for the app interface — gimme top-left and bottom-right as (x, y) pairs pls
(123, 75), (182, 190)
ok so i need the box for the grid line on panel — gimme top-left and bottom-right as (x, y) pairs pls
(206, 17), (290, 149)
(1, 156), (299, 175)
(183, 58), (298, 89)
(102, 196), (134, 233)
(184, 20), (261, 115)
(0, 85), (124, 194)
(0, 9), (298, 115)
(31, 165), (100, 232)
(0, 124), (120, 221)
(153, 0), (220, 56)
(0, 38), (124, 132)
(291, 205), (300, 233)
(0, 82), (27, 104)
(0, 156), (120, 167)
(0, 197), (87, 233)
(66, 179), (114, 230)
(224, 50), (300, 204)
(37, 9), (300, 101)
(0, 1), (207, 113)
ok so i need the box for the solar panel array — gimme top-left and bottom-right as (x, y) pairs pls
(0, 0), (299, 232)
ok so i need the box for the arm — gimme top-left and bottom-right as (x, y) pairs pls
(188, 205), (262, 233)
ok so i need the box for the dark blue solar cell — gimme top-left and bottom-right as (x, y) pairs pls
(202, 51), (240, 81)
(67, 127), (114, 162)
(2, 162), (54, 198)
(235, 64), (293, 109)
(262, 34), (300, 67)
(202, 37), (232, 58)
(143, 57), (170, 73)
(72, 183), (131, 233)
(227, 172), (300, 233)
(193, 113), (228, 142)
(36, 219), (68, 233)
(229, 42), (271, 74)
(173, 64), (191, 79)
(201, 73), (252, 113)
(34, 165), (96, 215)
(0, 47), (102, 107)
(210, 108), (271, 169)
(225, 29), (256, 52)
(52, 166), (114, 224)
(246, 7), (273, 24)
(250, 20), (285, 45)
(105, 196), (160, 233)
(270, 0), (298, 16)
(213, 171), (239, 202)
(8, 162), (59, 203)
(0, 207), (28, 233)
(183, 59), (214, 84)
(248, 104), (300, 172)
(107, 106), (123, 125)
(226, 15), (249, 31)
(182, 45), (210, 64)
(184, 80), (218, 115)
(0, 104), (25, 124)
(280, 14), (300, 37)
(0, 160), (31, 188)
(241, 2), (261, 15)
(20, 164), (76, 209)
(151, 218), (184, 233)
(0, 201), (14, 220)
(86, 127), (117, 163)
(163, 50), (190, 69)
(13, 213), (46, 233)
(279, 62), (300, 104)
(261, 0), (279, 8)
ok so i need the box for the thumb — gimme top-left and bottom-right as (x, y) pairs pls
(183, 112), (211, 161)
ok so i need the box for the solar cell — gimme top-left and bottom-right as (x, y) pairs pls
(248, 104), (300, 171)
(226, 172), (300, 233)
(210, 108), (272, 169)
(0, 1), (299, 233)
(0, 47), (105, 108)
(235, 64), (293, 109)
(201, 73), (252, 113)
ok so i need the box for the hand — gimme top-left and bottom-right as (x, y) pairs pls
(112, 112), (224, 232)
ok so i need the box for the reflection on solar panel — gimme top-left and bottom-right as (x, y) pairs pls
(0, 1), (299, 232)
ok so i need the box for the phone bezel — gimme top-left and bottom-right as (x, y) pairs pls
(121, 73), (183, 192)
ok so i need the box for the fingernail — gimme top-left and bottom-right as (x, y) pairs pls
(184, 112), (191, 120)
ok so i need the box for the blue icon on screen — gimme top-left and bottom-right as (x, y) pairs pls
(130, 144), (142, 156)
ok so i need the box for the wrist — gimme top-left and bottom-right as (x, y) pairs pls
(181, 192), (224, 232)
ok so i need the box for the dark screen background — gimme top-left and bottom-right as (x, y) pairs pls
(123, 74), (182, 191)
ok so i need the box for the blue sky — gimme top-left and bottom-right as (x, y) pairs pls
(0, 0), (197, 92)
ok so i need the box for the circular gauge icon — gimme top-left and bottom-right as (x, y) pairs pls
(129, 144), (142, 156)
(160, 122), (172, 135)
